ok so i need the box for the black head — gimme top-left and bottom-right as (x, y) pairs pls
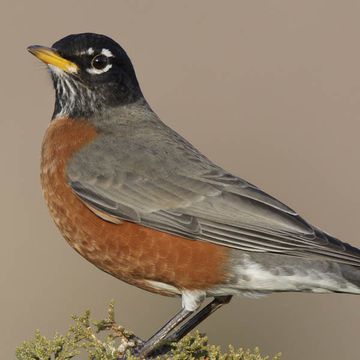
(28, 33), (144, 119)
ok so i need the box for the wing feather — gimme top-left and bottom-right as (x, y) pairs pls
(67, 127), (360, 267)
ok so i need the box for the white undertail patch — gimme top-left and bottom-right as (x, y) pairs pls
(232, 256), (360, 294)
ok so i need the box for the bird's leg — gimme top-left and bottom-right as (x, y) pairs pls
(165, 295), (232, 343)
(136, 295), (232, 359)
(136, 307), (193, 358)
(135, 291), (205, 358)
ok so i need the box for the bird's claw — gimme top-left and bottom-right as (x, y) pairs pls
(117, 335), (145, 359)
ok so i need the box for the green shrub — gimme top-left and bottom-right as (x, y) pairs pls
(16, 301), (281, 360)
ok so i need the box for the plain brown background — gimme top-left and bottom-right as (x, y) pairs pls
(2, 1), (360, 359)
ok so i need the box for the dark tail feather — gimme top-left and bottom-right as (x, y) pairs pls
(339, 263), (360, 291)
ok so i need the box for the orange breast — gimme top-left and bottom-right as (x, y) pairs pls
(41, 117), (230, 296)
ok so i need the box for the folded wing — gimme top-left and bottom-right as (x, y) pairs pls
(67, 131), (360, 266)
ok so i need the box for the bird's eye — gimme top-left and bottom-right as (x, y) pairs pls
(91, 54), (109, 70)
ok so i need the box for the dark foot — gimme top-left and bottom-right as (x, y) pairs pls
(117, 335), (144, 359)
(129, 308), (192, 358)
(128, 341), (172, 359)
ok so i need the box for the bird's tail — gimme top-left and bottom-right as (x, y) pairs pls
(316, 231), (360, 293)
(339, 264), (360, 293)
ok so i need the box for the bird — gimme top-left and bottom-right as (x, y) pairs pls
(28, 33), (360, 358)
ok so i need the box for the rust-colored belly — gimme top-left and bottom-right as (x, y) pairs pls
(40, 117), (230, 296)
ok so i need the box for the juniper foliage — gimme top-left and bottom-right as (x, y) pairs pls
(16, 301), (281, 360)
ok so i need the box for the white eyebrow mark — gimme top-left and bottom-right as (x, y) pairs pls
(101, 48), (114, 57)
(78, 47), (95, 56)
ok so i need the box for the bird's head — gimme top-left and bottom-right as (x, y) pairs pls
(28, 33), (143, 119)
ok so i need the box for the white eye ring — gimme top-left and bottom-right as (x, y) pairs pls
(87, 54), (113, 74)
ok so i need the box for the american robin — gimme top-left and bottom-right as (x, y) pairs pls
(28, 33), (360, 357)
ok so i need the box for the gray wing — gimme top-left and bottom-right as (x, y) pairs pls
(67, 128), (360, 266)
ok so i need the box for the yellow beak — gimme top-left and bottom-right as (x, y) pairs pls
(27, 45), (78, 73)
